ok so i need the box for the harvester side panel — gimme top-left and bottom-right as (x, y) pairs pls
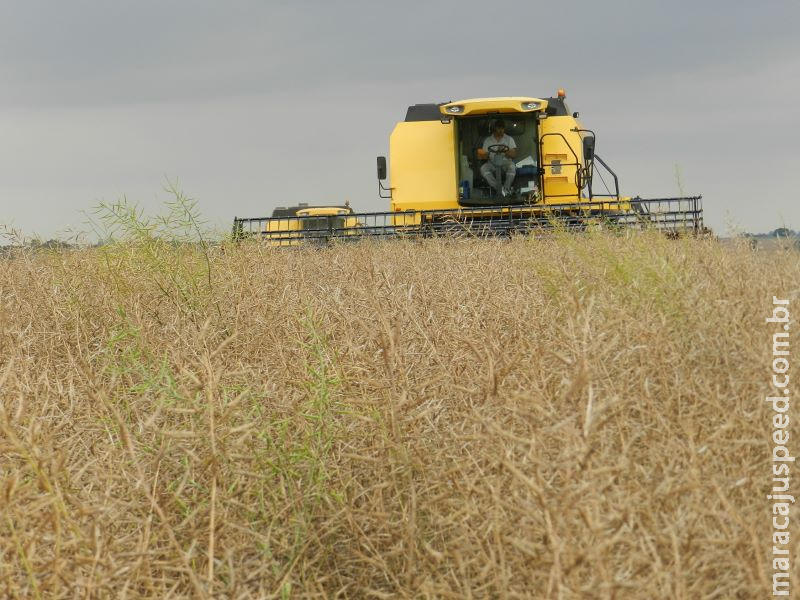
(539, 115), (584, 202)
(389, 120), (457, 212)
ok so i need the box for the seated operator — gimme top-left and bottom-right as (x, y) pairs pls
(478, 120), (517, 196)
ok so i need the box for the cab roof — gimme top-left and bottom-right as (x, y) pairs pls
(404, 95), (569, 121)
(439, 97), (549, 117)
(271, 204), (352, 218)
(296, 206), (353, 217)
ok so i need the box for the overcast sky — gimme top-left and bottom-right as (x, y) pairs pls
(1, 0), (798, 240)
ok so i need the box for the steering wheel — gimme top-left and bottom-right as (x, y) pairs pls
(487, 144), (509, 154)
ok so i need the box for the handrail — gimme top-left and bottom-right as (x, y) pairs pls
(592, 154), (620, 200)
(538, 132), (582, 203)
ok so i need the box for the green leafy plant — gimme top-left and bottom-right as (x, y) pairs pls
(88, 180), (221, 325)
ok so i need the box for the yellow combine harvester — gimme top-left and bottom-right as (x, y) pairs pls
(233, 90), (702, 241)
(255, 204), (361, 246)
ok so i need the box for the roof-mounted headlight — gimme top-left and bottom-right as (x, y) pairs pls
(445, 105), (464, 114)
(522, 101), (541, 111)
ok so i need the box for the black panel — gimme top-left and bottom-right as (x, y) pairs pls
(405, 103), (446, 122)
(544, 97), (569, 116)
(271, 206), (300, 217)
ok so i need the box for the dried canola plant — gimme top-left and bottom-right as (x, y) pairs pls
(0, 231), (796, 598)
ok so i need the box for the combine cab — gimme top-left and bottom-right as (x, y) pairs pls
(233, 90), (703, 241)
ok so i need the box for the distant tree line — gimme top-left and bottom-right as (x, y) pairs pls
(748, 228), (799, 239)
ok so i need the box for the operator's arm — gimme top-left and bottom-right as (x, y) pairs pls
(506, 137), (517, 159)
(477, 137), (490, 159)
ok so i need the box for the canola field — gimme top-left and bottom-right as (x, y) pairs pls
(0, 231), (797, 598)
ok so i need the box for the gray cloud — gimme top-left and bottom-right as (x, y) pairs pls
(0, 0), (798, 238)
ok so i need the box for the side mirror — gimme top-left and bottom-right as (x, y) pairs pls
(377, 156), (387, 180)
(582, 137), (595, 161)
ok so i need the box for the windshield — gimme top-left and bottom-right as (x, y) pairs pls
(301, 216), (347, 232)
(456, 114), (540, 206)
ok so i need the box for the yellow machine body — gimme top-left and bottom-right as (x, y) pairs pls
(388, 120), (457, 215)
(388, 94), (629, 221)
(233, 91), (702, 241)
(265, 206), (361, 246)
